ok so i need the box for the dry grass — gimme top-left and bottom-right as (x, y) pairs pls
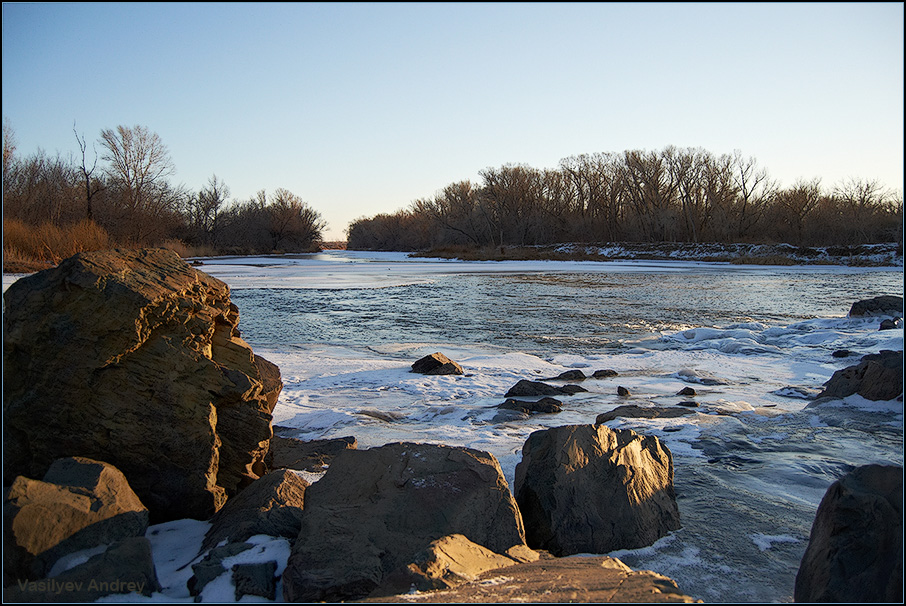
(3, 218), (116, 272)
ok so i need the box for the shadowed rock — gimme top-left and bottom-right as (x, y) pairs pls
(514, 424), (681, 556)
(543, 369), (587, 381)
(4, 457), (148, 584)
(265, 435), (357, 472)
(499, 397), (562, 415)
(795, 464), (902, 602)
(282, 442), (526, 602)
(505, 380), (587, 397)
(596, 405), (698, 424)
(815, 350), (903, 401)
(2, 248), (278, 522)
(848, 295), (903, 317)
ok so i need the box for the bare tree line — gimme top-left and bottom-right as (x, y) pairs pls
(347, 146), (902, 251)
(2, 120), (326, 259)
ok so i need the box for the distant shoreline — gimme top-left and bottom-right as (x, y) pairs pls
(405, 241), (904, 267)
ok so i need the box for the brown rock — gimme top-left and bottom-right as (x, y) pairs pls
(265, 435), (357, 472)
(375, 534), (518, 595)
(202, 469), (309, 552)
(411, 352), (464, 375)
(3, 457), (148, 584)
(359, 555), (700, 603)
(514, 424), (681, 556)
(2, 249), (278, 522)
(795, 464), (903, 603)
(282, 442), (527, 602)
(816, 350), (903, 401)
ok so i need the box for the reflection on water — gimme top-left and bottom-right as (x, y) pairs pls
(231, 269), (902, 354)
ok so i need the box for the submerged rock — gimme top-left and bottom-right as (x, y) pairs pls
(2, 248), (279, 522)
(514, 424), (681, 556)
(795, 464), (902, 603)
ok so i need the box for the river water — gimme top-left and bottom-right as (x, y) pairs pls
(189, 251), (903, 603)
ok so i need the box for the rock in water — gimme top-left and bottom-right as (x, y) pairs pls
(281, 442), (527, 602)
(514, 424), (681, 556)
(2, 248), (280, 522)
(815, 350), (903, 401)
(795, 464), (902, 603)
(411, 352), (464, 375)
(848, 295), (904, 317)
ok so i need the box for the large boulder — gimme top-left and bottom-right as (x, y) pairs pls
(815, 350), (903, 401)
(282, 442), (527, 602)
(794, 464), (902, 603)
(514, 424), (681, 556)
(201, 469), (308, 552)
(3, 248), (279, 522)
(848, 295), (903, 317)
(4, 457), (148, 584)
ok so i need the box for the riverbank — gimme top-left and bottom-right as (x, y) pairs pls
(408, 241), (903, 267)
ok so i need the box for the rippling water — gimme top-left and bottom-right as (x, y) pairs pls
(202, 253), (904, 603)
(229, 262), (901, 353)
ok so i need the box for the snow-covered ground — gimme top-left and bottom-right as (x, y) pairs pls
(4, 251), (902, 603)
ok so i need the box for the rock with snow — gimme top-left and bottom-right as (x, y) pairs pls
(3, 537), (160, 602)
(411, 352), (464, 375)
(281, 442), (526, 602)
(879, 317), (901, 330)
(815, 350), (903, 401)
(2, 248), (278, 522)
(514, 424), (681, 556)
(188, 542), (254, 598)
(202, 469), (309, 552)
(265, 435), (357, 472)
(795, 464), (902, 603)
(4, 457), (148, 584)
(848, 295), (904, 317)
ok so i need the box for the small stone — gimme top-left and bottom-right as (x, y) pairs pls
(592, 369), (619, 378)
(677, 387), (696, 396)
(617, 386), (631, 397)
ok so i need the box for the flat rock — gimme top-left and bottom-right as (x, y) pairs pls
(265, 435), (357, 472)
(596, 405), (697, 424)
(358, 555), (700, 603)
(505, 380), (586, 397)
(543, 370), (587, 381)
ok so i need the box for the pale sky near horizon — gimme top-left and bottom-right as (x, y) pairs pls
(3, 2), (903, 241)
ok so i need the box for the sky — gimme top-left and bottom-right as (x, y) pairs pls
(2, 2), (903, 241)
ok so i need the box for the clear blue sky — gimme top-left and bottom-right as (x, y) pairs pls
(3, 2), (903, 241)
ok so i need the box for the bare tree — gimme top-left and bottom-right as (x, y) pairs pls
(99, 125), (177, 242)
(188, 174), (230, 245)
(73, 122), (106, 221)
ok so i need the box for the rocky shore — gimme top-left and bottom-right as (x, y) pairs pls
(2, 249), (902, 602)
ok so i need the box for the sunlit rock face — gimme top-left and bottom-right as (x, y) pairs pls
(514, 424), (681, 556)
(3, 248), (278, 522)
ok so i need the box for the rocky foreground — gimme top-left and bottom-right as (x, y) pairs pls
(2, 249), (902, 602)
